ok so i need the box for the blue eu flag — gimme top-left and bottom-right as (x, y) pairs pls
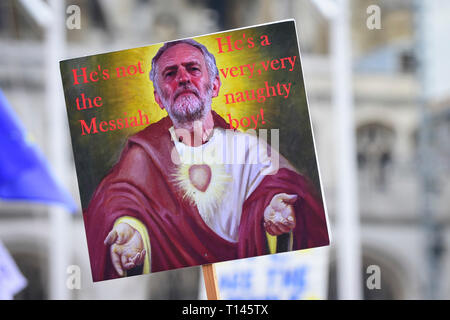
(0, 89), (77, 213)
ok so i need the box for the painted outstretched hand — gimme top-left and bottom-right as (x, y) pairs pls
(104, 222), (146, 277)
(263, 193), (298, 236)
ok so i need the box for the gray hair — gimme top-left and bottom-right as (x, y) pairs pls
(149, 39), (219, 93)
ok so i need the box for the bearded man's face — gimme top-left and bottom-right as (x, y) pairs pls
(154, 43), (214, 126)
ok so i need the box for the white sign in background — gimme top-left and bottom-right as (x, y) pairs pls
(0, 240), (27, 300)
(200, 246), (329, 300)
(420, 1), (450, 102)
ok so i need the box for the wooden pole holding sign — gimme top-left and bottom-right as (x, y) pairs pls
(202, 264), (220, 300)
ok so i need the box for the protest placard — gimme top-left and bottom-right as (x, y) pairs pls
(60, 20), (330, 284)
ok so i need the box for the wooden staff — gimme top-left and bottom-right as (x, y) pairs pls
(202, 264), (220, 300)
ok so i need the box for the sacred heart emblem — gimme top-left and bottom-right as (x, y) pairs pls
(188, 164), (212, 192)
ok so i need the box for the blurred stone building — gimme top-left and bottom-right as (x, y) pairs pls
(0, 0), (448, 299)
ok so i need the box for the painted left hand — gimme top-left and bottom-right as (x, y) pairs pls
(263, 193), (298, 236)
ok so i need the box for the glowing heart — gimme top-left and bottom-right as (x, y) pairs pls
(188, 164), (212, 192)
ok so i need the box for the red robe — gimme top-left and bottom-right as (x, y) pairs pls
(84, 111), (329, 281)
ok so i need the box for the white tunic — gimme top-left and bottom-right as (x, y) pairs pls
(169, 127), (281, 243)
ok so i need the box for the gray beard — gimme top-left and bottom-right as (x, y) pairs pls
(162, 89), (212, 129)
